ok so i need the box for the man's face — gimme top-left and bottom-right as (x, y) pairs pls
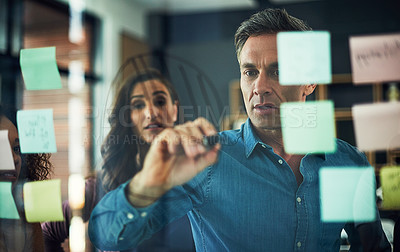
(239, 34), (314, 130)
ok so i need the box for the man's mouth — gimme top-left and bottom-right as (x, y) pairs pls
(254, 103), (278, 110)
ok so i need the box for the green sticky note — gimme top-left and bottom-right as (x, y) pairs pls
(17, 109), (57, 153)
(20, 47), (62, 90)
(280, 100), (336, 154)
(320, 166), (376, 222)
(380, 166), (400, 210)
(0, 182), (20, 219)
(277, 31), (332, 85)
(23, 179), (64, 222)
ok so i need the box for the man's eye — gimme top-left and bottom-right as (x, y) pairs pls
(268, 68), (279, 79)
(244, 70), (258, 77)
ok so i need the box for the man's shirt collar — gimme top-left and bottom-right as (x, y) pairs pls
(242, 118), (326, 160)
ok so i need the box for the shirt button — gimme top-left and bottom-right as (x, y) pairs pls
(141, 212), (148, 218)
(296, 197), (302, 203)
(278, 159), (283, 165)
(119, 237), (124, 241)
(297, 241), (302, 248)
(127, 213), (134, 219)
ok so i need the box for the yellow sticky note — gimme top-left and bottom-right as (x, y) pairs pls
(380, 166), (400, 210)
(23, 179), (64, 222)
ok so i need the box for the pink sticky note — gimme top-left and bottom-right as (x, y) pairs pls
(352, 102), (400, 151)
(349, 33), (400, 84)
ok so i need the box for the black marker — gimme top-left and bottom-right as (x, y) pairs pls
(202, 134), (220, 149)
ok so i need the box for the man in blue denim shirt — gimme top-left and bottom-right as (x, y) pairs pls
(89, 9), (391, 251)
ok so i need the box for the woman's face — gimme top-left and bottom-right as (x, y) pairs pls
(0, 116), (21, 184)
(130, 79), (177, 143)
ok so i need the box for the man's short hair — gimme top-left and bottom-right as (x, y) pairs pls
(234, 8), (312, 60)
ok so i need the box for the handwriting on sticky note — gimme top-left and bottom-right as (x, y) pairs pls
(0, 182), (20, 219)
(320, 166), (376, 222)
(23, 179), (64, 222)
(20, 47), (62, 90)
(0, 130), (15, 170)
(280, 100), (336, 154)
(277, 31), (332, 85)
(380, 166), (400, 210)
(17, 109), (57, 153)
(349, 33), (400, 84)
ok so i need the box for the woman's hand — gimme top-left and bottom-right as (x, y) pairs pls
(126, 117), (220, 207)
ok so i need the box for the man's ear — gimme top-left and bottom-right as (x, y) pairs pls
(304, 84), (317, 96)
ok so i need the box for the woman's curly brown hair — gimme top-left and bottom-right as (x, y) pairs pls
(23, 153), (53, 181)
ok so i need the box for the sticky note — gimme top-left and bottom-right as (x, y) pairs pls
(349, 33), (400, 84)
(320, 166), (376, 222)
(0, 130), (15, 170)
(277, 31), (332, 85)
(0, 182), (20, 219)
(20, 47), (62, 90)
(16, 109), (57, 153)
(380, 166), (400, 210)
(352, 102), (400, 151)
(280, 100), (336, 154)
(23, 179), (64, 222)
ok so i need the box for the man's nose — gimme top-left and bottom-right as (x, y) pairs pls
(253, 72), (273, 96)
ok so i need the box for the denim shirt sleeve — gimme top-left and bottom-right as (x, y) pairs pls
(88, 180), (156, 250)
(88, 168), (209, 251)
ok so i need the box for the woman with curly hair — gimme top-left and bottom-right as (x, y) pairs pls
(42, 68), (195, 251)
(0, 103), (53, 251)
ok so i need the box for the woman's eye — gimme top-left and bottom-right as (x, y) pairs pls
(131, 102), (145, 110)
(13, 145), (21, 155)
(154, 98), (166, 107)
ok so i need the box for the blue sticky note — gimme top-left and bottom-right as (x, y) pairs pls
(319, 166), (376, 222)
(20, 47), (62, 90)
(277, 31), (332, 85)
(16, 109), (57, 153)
(0, 182), (20, 219)
(280, 100), (336, 154)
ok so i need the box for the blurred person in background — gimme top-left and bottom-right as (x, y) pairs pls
(0, 103), (53, 252)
